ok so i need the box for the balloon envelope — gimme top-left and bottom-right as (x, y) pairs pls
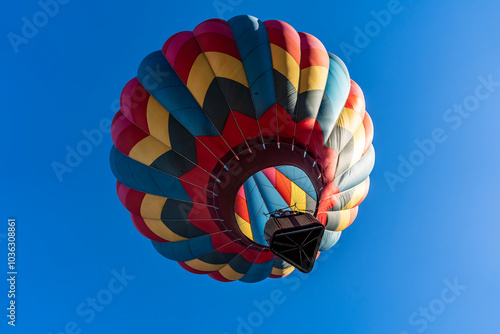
(110, 15), (375, 283)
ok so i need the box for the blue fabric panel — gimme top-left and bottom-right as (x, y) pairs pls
(243, 176), (268, 245)
(227, 254), (253, 274)
(275, 165), (317, 199)
(110, 146), (191, 201)
(239, 259), (274, 283)
(228, 15), (276, 118)
(197, 250), (237, 265)
(252, 171), (289, 213)
(136, 51), (219, 137)
(151, 234), (215, 262)
(335, 145), (375, 192)
(317, 53), (351, 141)
(318, 230), (342, 251)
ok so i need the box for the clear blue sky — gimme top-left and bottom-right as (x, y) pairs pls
(2, 0), (500, 333)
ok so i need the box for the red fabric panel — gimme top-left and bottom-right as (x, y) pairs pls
(275, 169), (292, 205)
(195, 33), (241, 59)
(116, 181), (145, 216)
(317, 147), (339, 182)
(188, 220), (222, 235)
(193, 19), (236, 43)
(112, 113), (148, 155)
(275, 104), (295, 144)
(264, 20), (301, 64)
(258, 105), (279, 143)
(250, 250), (275, 264)
(196, 135), (230, 160)
(294, 118), (317, 149)
(111, 112), (126, 145)
(120, 78), (150, 132)
(231, 110), (261, 142)
(306, 120), (325, 159)
(362, 112), (374, 155)
(299, 32), (329, 69)
(234, 193), (250, 222)
(208, 270), (233, 282)
(211, 232), (246, 254)
(194, 140), (220, 173)
(220, 112), (247, 149)
(316, 212), (327, 225)
(317, 182), (340, 213)
(179, 165), (212, 190)
(162, 32), (201, 84)
(346, 206), (359, 229)
(345, 80), (366, 119)
(179, 180), (209, 205)
(178, 261), (209, 275)
(261, 168), (276, 187)
(193, 20), (241, 61)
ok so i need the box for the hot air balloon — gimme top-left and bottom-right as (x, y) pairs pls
(110, 15), (374, 283)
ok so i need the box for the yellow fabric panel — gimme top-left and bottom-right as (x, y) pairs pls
(336, 210), (352, 231)
(184, 258), (226, 272)
(349, 122), (367, 168)
(271, 266), (295, 277)
(128, 136), (169, 166)
(146, 96), (171, 148)
(336, 107), (363, 136)
(140, 193), (167, 219)
(187, 54), (215, 106)
(342, 179), (368, 210)
(290, 182), (307, 211)
(235, 213), (254, 241)
(270, 44), (300, 90)
(219, 264), (245, 281)
(299, 66), (328, 93)
(204, 52), (249, 87)
(143, 218), (186, 242)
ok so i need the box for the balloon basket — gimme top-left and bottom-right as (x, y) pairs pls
(264, 212), (325, 273)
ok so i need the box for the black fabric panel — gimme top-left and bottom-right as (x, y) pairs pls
(161, 220), (208, 239)
(161, 199), (193, 220)
(316, 93), (335, 142)
(296, 90), (324, 123)
(168, 116), (198, 163)
(197, 250), (237, 265)
(273, 69), (298, 116)
(151, 150), (196, 178)
(227, 254), (254, 273)
(202, 79), (234, 132)
(216, 77), (255, 118)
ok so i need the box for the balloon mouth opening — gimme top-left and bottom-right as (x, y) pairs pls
(232, 164), (318, 246)
(212, 143), (323, 251)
